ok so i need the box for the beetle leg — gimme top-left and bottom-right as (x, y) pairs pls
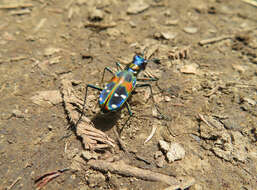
(84, 84), (102, 109)
(76, 84), (102, 127)
(135, 83), (163, 118)
(81, 85), (102, 117)
(118, 102), (133, 134)
(137, 77), (158, 82)
(148, 58), (161, 64)
(136, 83), (155, 103)
(125, 102), (133, 116)
(101, 67), (115, 84)
(116, 62), (124, 71)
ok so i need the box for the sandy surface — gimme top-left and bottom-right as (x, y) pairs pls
(0, 0), (256, 189)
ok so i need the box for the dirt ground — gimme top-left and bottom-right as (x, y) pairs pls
(0, 0), (256, 189)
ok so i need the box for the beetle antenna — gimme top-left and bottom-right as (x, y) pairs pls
(146, 58), (161, 64)
(142, 48), (147, 57)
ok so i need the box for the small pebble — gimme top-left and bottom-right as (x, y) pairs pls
(127, 1), (150, 14)
(251, 57), (257, 64)
(161, 31), (177, 40)
(12, 109), (25, 118)
(159, 140), (170, 152)
(165, 19), (179, 26)
(81, 151), (98, 160)
(243, 97), (256, 106)
(183, 27), (198, 34)
(106, 28), (120, 37)
(156, 156), (165, 168)
(71, 174), (76, 179)
(154, 151), (163, 159)
(164, 96), (172, 102)
(48, 125), (53, 131)
(44, 47), (60, 56)
(129, 21), (137, 28)
(88, 8), (104, 22)
(154, 32), (176, 40)
(232, 64), (246, 73)
(49, 56), (61, 65)
(193, 4), (208, 13)
(180, 63), (198, 74)
(87, 173), (105, 187)
(166, 143), (186, 162)
(152, 107), (158, 117)
(190, 134), (201, 143)
(159, 140), (186, 163)
(163, 10), (171, 17)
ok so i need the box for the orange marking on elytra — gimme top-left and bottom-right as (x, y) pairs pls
(111, 76), (119, 83)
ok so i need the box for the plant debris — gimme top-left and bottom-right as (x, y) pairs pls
(35, 169), (69, 190)
(87, 159), (195, 187)
(84, 22), (117, 30)
(60, 79), (115, 150)
(168, 46), (190, 60)
(199, 35), (233, 46)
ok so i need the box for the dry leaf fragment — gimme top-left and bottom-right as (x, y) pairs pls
(60, 79), (115, 150)
(180, 63), (198, 74)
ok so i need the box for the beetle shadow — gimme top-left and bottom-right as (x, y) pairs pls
(91, 111), (121, 132)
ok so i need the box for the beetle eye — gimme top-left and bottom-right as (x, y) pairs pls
(141, 62), (147, 70)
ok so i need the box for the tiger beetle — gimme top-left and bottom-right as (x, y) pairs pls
(81, 54), (161, 118)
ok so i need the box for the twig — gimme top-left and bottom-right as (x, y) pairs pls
(134, 154), (152, 165)
(204, 86), (219, 97)
(242, 0), (257, 7)
(198, 114), (214, 128)
(199, 35), (233, 46)
(87, 159), (195, 187)
(144, 125), (157, 144)
(10, 9), (31, 15)
(84, 22), (117, 30)
(162, 177), (196, 190)
(35, 168), (69, 190)
(114, 126), (128, 153)
(0, 4), (34, 9)
(6, 176), (21, 190)
(34, 18), (47, 33)
(9, 56), (27, 62)
(170, 103), (186, 107)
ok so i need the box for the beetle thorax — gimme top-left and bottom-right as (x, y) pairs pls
(126, 55), (147, 76)
(126, 63), (141, 76)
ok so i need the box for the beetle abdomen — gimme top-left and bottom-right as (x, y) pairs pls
(98, 71), (136, 112)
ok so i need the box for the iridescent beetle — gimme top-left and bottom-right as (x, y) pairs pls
(82, 54), (160, 116)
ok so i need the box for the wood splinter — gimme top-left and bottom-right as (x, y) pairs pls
(199, 35), (233, 46)
(87, 159), (195, 189)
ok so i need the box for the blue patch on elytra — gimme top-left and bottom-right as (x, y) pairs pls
(132, 78), (136, 88)
(124, 73), (132, 82)
(99, 82), (115, 105)
(107, 86), (128, 111)
(116, 71), (124, 78)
